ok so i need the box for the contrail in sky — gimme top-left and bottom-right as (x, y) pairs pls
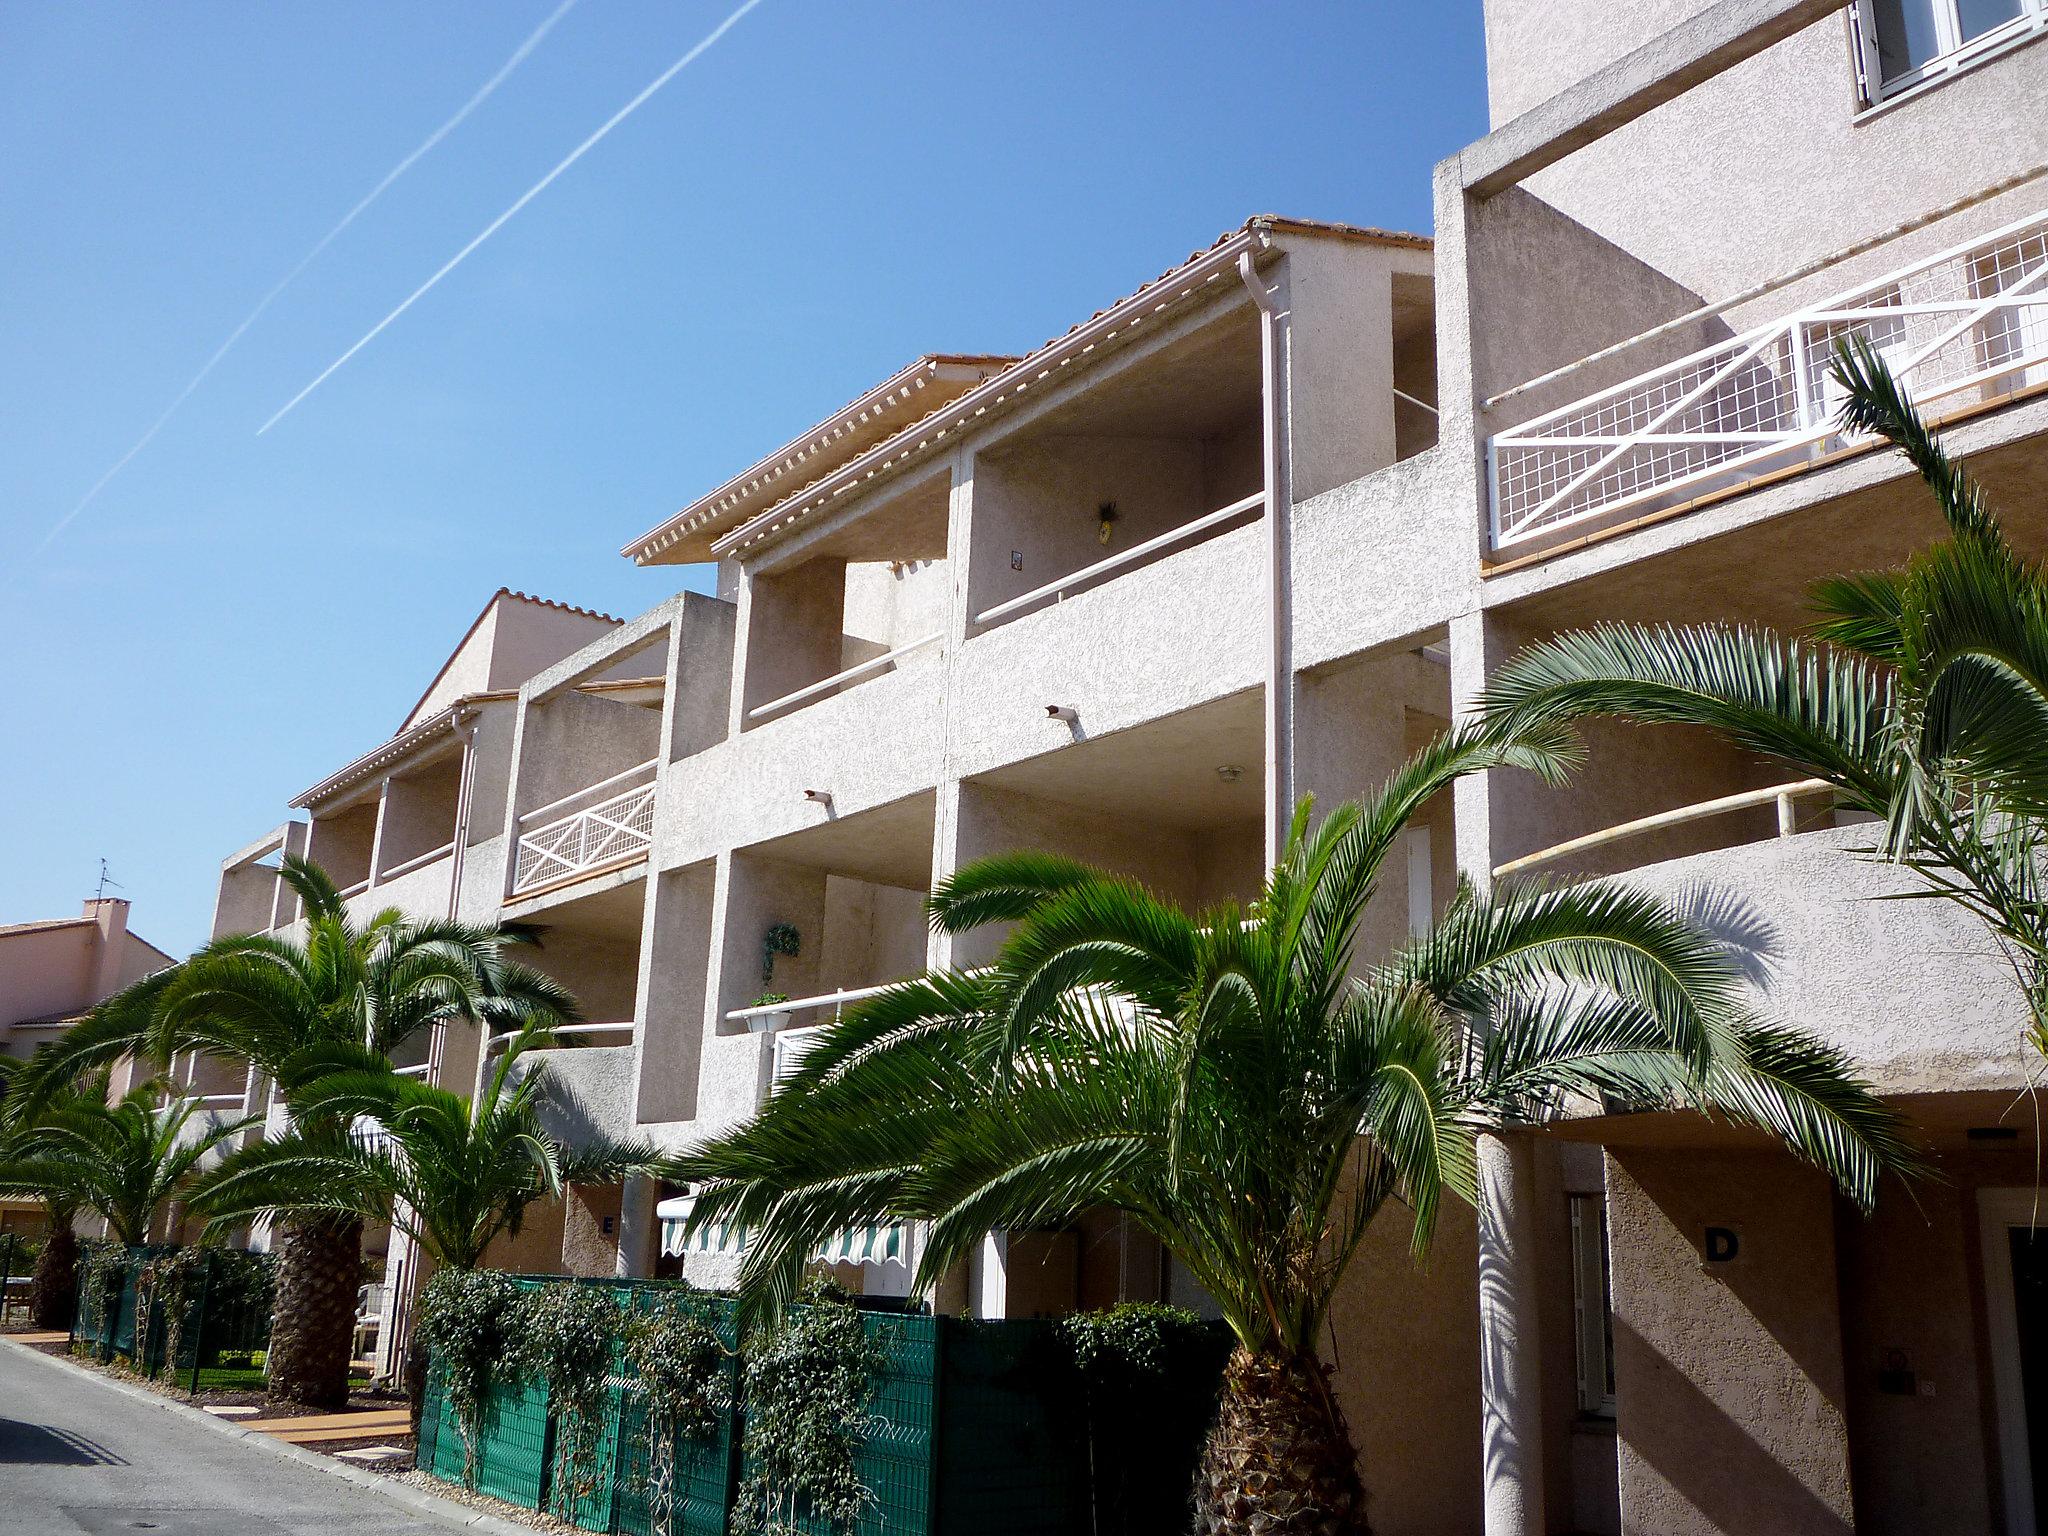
(259, 0), (769, 437)
(36, 0), (582, 554)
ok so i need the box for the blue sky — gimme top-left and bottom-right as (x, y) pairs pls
(0, 2), (1488, 956)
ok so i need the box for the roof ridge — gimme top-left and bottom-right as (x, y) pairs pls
(498, 588), (625, 625)
(0, 915), (95, 936)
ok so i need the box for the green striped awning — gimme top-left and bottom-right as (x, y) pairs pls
(815, 1222), (905, 1266)
(656, 1196), (906, 1267)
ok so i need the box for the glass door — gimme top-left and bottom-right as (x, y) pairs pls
(1983, 1190), (2047, 1534)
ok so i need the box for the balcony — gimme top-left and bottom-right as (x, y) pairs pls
(511, 759), (657, 895)
(973, 490), (1264, 627)
(1489, 208), (2048, 552)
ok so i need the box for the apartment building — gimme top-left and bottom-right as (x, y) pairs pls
(0, 897), (173, 1238)
(204, 0), (2048, 1529)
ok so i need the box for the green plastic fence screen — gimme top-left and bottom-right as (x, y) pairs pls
(417, 1276), (1229, 1536)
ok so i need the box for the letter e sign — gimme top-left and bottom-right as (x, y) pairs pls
(1703, 1225), (1741, 1265)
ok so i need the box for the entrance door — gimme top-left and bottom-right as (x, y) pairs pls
(1983, 1190), (2047, 1534)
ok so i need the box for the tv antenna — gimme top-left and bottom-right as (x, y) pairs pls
(94, 858), (124, 902)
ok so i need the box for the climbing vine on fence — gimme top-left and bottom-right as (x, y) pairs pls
(75, 1242), (127, 1347)
(415, 1268), (526, 1486)
(622, 1288), (728, 1533)
(1060, 1301), (1202, 1388)
(136, 1247), (210, 1378)
(514, 1282), (623, 1519)
(732, 1286), (887, 1536)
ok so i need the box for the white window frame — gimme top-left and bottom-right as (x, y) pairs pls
(1852, 0), (2048, 105)
(1570, 1193), (1618, 1419)
(1979, 1188), (2043, 1536)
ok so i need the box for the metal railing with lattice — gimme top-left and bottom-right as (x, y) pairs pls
(1489, 208), (2048, 551)
(512, 759), (658, 893)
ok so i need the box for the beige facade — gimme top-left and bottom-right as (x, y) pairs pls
(1, 897), (174, 1235)
(205, 0), (2048, 1527)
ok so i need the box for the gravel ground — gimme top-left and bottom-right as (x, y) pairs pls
(396, 1471), (582, 1533)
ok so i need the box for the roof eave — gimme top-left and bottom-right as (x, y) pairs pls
(709, 226), (1276, 562)
(622, 354), (1019, 567)
(290, 704), (469, 811)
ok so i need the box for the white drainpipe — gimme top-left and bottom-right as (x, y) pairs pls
(1239, 249), (1289, 868)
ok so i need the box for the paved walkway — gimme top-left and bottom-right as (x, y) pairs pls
(0, 1344), (463, 1535)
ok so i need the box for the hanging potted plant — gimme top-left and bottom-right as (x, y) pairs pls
(751, 924), (801, 1032)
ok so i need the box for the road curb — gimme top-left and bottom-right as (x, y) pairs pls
(0, 1333), (544, 1535)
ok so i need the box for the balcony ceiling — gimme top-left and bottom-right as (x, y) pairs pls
(522, 873), (646, 940)
(988, 306), (1261, 448)
(745, 790), (937, 893)
(973, 689), (1266, 833)
(1497, 426), (2048, 636)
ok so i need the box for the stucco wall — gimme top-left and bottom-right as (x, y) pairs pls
(0, 924), (94, 1031)
(815, 875), (927, 994)
(1606, 1148), (1853, 1536)
(1618, 823), (2031, 1094)
(1482, 0), (1708, 125)
(307, 801), (375, 888)
(737, 558), (847, 721)
(1515, 16), (2048, 316)
(1290, 447), (1476, 674)
(842, 558), (948, 661)
(966, 433), (1237, 625)
(561, 1182), (624, 1278)
(1282, 237), (1427, 504)
(632, 860), (716, 1126)
(512, 689), (660, 822)
(378, 754), (461, 869)
(513, 1043), (639, 1147)
(1324, 1201), (1484, 1536)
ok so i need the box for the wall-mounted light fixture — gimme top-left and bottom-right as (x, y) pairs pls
(1216, 764), (1245, 783)
(1096, 501), (1119, 546)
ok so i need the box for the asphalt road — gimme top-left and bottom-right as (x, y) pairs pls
(0, 1344), (462, 1535)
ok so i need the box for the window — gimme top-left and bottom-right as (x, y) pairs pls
(1854, 0), (2047, 101)
(1570, 1194), (1617, 1418)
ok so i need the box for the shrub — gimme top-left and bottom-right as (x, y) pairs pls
(622, 1288), (728, 1532)
(732, 1285), (886, 1536)
(513, 1282), (623, 1518)
(415, 1269), (525, 1485)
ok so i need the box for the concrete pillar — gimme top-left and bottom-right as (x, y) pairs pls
(617, 1175), (656, 1278)
(1478, 1131), (1547, 1536)
(1449, 608), (1521, 892)
(969, 1231), (1009, 1318)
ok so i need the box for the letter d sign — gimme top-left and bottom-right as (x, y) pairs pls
(1703, 1225), (1740, 1264)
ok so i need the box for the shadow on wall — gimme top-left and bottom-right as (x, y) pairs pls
(1614, 1318), (1853, 1536)
(1663, 880), (1780, 991)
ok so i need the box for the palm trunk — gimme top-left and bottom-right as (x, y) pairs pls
(266, 1212), (363, 1409)
(29, 1216), (79, 1331)
(1193, 1347), (1369, 1536)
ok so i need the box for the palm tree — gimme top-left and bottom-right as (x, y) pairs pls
(0, 1081), (257, 1248)
(0, 1058), (89, 1327)
(26, 855), (580, 1407)
(672, 727), (1914, 1535)
(190, 1023), (658, 1423)
(1481, 338), (2048, 1062)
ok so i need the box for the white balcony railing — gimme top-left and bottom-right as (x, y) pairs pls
(1494, 779), (1835, 879)
(512, 758), (658, 893)
(483, 1021), (636, 1055)
(746, 632), (940, 724)
(973, 490), (1265, 626)
(1489, 209), (2048, 551)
